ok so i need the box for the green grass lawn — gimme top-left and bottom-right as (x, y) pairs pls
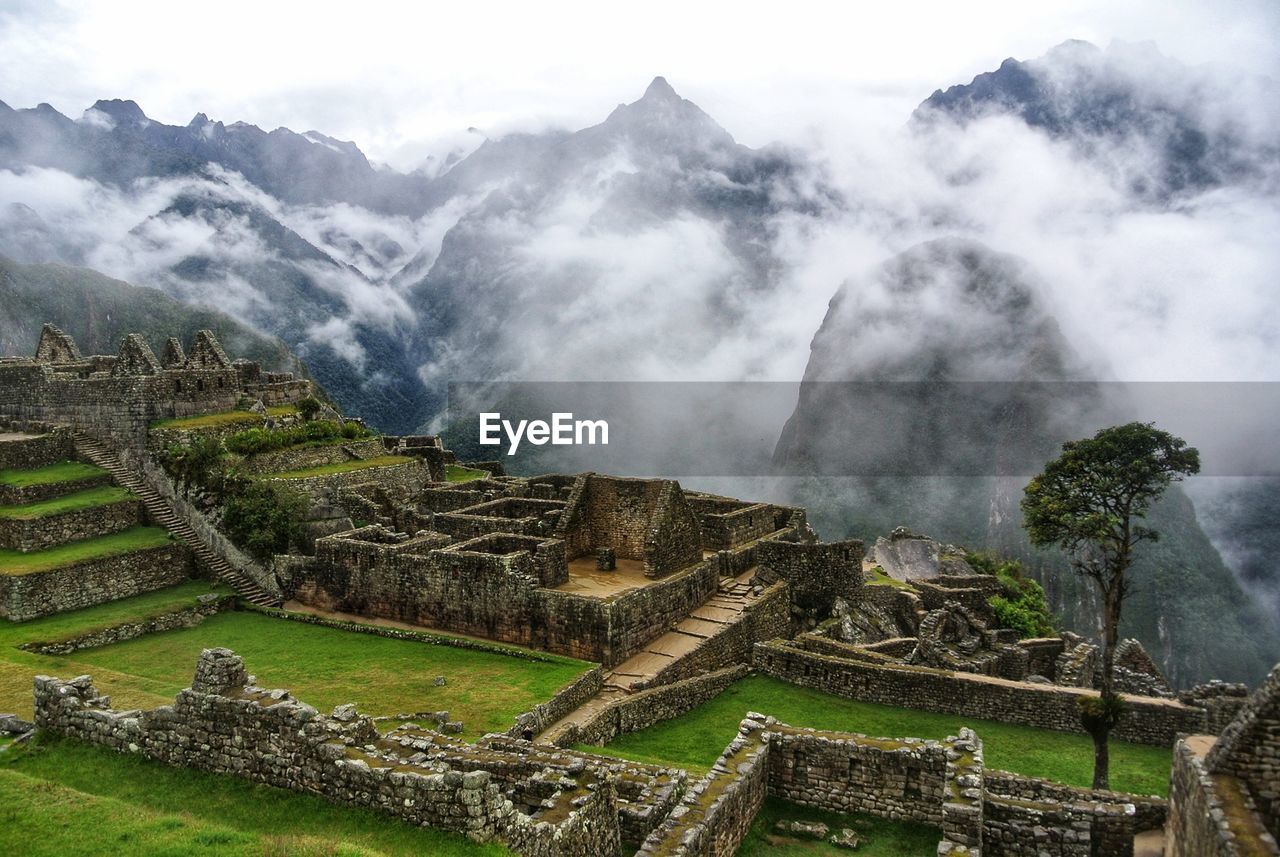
(0, 581), (230, 719)
(0, 485), (136, 519)
(0, 526), (174, 575)
(445, 464), (488, 483)
(0, 736), (510, 856)
(865, 566), (916, 590)
(739, 797), (940, 856)
(150, 406), (296, 430)
(29, 610), (588, 739)
(271, 455), (416, 479)
(0, 460), (106, 488)
(582, 675), (1172, 797)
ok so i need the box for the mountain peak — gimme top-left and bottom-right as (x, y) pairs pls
(641, 76), (681, 103)
(89, 99), (148, 125)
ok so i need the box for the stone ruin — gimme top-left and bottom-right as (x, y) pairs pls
(0, 324), (314, 439)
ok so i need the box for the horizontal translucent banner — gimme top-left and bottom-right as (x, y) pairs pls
(442, 381), (1280, 477)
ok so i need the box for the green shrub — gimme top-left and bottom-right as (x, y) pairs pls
(224, 420), (372, 455)
(222, 482), (309, 560)
(162, 435), (228, 490)
(296, 396), (322, 420)
(967, 550), (1057, 638)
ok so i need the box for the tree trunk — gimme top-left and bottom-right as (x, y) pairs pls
(1092, 579), (1123, 789)
(1091, 724), (1110, 790)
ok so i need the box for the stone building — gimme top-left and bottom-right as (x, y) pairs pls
(0, 324), (313, 439)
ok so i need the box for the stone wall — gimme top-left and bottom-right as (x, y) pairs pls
(570, 665), (751, 747)
(603, 559), (721, 665)
(0, 429), (74, 470)
(33, 650), (620, 857)
(636, 583), (790, 690)
(0, 542), (193, 621)
(689, 499), (779, 550)
(507, 667), (604, 738)
(20, 595), (234, 655)
(556, 475), (703, 579)
(755, 535), (864, 616)
(754, 639), (1205, 746)
(636, 717), (771, 856)
(238, 438), (386, 475)
(984, 770), (1166, 833)
(1166, 738), (1279, 857)
(270, 458), (431, 499)
(767, 723), (951, 826)
(0, 495), (141, 553)
(1204, 664), (1280, 841)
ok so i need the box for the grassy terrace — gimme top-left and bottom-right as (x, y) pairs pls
(0, 583), (594, 855)
(149, 405), (296, 430)
(582, 675), (1173, 797)
(865, 565), (916, 590)
(446, 464), (488, 483)
(0, 587), (591, 735)
(0, 460), (106, 488)
(0, 738), (510, 856)
(0, 526), (174, 575)
(270, 455), (416, 479)
(0, 485), (135, 519)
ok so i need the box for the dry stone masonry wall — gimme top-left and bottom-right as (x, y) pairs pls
(34, 649), (622, 857)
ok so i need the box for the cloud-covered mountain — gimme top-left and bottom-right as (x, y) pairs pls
(0, 253), (303, 374)
(914, 39), (1280, 197)
(775, 237), (1280, 687)
(0, 79), (833, 432)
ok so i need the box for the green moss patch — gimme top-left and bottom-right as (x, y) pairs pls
(270, 455), (416, 479)
(0, 486), (136, 520)
(0, 527), (174, 576)
(0, 461), (106, 488)
(149, 406), (295, 430)
(445, 464), (488, 483)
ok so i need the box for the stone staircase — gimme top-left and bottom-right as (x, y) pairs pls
(71, 431), (282, 606)
(540, 568), (763, 743)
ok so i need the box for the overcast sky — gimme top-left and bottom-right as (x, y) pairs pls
(1, 0), (1276, 169)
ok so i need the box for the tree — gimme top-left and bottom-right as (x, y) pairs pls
(1020, 422), (1199, 788)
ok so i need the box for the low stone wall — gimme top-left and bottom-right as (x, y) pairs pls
(239, 438), (386, 475)
(0, 496), (141, 552)
(984, 770), (1166, 833)
(20, 596), (235, 654)
(33, 650), (620, 857)
(0, 543), (193, 621)
(767, 722), (951, 826)
(507, 666), (604, 738)
(754, 639), (1205, 746)
(0, 470), (113, 505)
(270, 458), (431, 499)
(0, 428), (75, 470)
(241, 603), (589, 664)
(570, 665), (751, 747)
(636, 717), (771, 856)
(982, 792), (1134, 857)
